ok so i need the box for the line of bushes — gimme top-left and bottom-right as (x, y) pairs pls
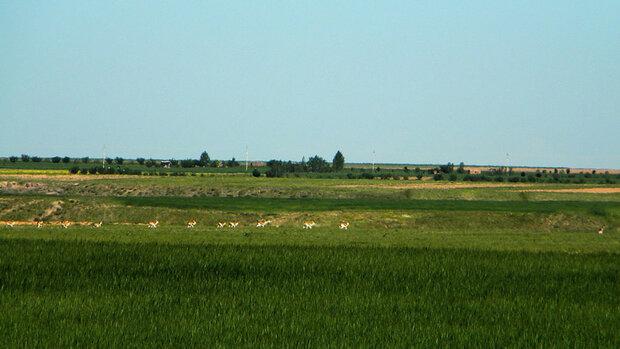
(68, 166), (209, 177)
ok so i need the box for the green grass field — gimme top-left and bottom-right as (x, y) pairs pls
(1, 173), (619, 346)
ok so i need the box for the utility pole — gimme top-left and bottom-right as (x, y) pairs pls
(372, 150), (376, 172)
(245, 146), (249, 171)
(506, 152), (511, 173)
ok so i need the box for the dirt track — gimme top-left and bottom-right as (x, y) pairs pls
(520, 188), (620, 194)
(336, 182), (536, 190)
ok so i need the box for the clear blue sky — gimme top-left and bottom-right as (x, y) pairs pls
(1, 1), (618, 168)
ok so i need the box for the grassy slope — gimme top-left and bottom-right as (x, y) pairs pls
(1, 239), (618, 347)
(1, 174), (619, 346)
(2, 224), (619, 253)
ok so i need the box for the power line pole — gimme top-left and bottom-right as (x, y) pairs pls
(372, 150), (376, 172)
(245, 146), (249, 171)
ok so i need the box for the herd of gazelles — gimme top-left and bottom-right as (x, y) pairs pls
(0, 220), (605, 234)
(0, 219), (351, 230)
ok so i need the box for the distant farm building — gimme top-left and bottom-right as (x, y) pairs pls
(160, 160), (172, 168)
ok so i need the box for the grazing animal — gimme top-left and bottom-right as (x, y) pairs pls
(147, 220), (159, 229)
(598, 226), (605, 235)
(187, 220), (197, 228)
(94, 222), (103, 228)
(303, 221), (316, 229)
(217, 222), (227, 228)
(256, 220), (271, 227)
(6, 221), (16, 228)
(61, 221), (72, 229)
(339, 222), (350, 230)
(229, 222), (239, 228)
(37, 221), (43, 228)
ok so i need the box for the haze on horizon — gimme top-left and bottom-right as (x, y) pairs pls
(1, 1), (618, 168)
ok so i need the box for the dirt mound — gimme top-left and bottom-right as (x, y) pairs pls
(39, 200), (64, 220)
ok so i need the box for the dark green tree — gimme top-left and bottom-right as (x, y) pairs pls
(227, 157), (239, 167)
(307, 155), (329, 172)
(199, 151), (211, 166)
(332, 151), (345, 171)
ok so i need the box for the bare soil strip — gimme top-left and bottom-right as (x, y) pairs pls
(336, 182), (536, 189)
(520, 188), (620, 194)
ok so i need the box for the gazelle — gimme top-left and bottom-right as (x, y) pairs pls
(229, 222), (239, 228)
(302, 221), (316, 229)
(339, 222), (350, 230)
(598, 226), (605, 235)
(94, 222), (103, 228)
(256, 220), (271, 227)
(187, 219), (197, 228)
(147, 220), (159, 229)
(5, 221), (16, 228)
(61, 221), (72, 229)
(37, 221), (43, 228)
(217, 222), (227, 228)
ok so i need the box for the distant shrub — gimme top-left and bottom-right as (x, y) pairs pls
(226, 157), (240, 167)
(9, 156), (18, 162)
(136, 158), (145, 165)
(416, 173), (423, 180)
(21, 154), (30, 162)
(433, 174), (444, 181)
(82, 157), (90, 163)
(68, 166), (80, 174)
(51, 156), (61, 163)
(252, 169), (261, 177)
(495, 176), (504, 182)
(180, 159), (198, 168)
(31, 156), (42, 162)
(79, 168), (89, 175)
(508, 177), (520, 183)
(361, 172), (375, 180)
(346, 173), (355, 179)
(114, 157), (124, 165)
(62, 156), (71, 163)
(449, 173), (457, 181)
(105, 158), (113, 165)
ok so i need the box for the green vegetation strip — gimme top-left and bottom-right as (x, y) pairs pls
(0, 239), (617, 347)
(118, 196), (618, 214)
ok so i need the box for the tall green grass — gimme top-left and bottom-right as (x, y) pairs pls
(0, 239), (617, 347)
